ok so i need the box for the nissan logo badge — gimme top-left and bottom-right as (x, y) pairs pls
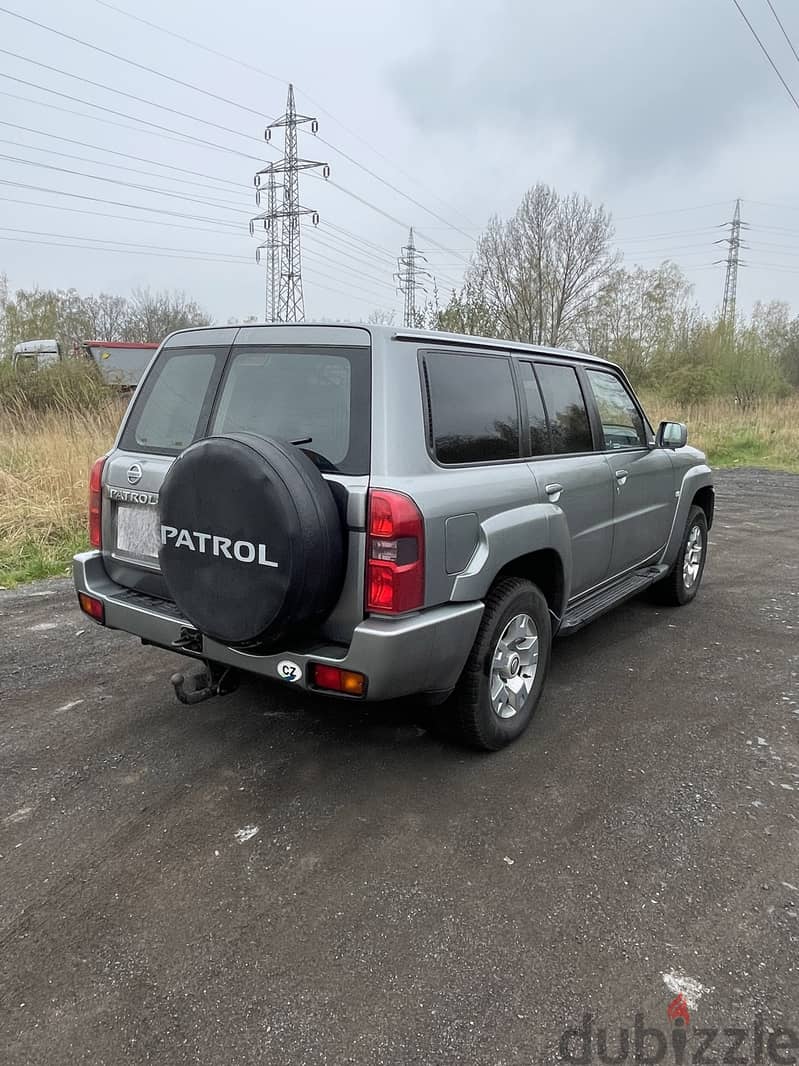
(127, 463), (143, 486)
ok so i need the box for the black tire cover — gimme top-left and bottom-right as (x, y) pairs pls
(158, 433), (344, 645)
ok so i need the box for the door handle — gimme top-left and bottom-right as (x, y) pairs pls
(545, 483), (564, 502)
(615, 469), (628, 487)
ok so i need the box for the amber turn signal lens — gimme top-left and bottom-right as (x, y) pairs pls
(78, 592), (105, 624)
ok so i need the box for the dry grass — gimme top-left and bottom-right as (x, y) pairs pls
(641, 393), (799, 473)
(0, 407), (122, 585)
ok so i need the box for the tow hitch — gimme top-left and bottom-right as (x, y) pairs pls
(170, 662), (239, 705)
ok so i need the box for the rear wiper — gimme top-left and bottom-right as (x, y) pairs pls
(290, 436), (313, 446)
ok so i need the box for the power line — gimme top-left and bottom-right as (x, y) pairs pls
(0, 120), (247, 194)
(0, 151), (252, 214)
(0, 47), (270, 148)
(763, 0), (799, 66)
(729, 0), (799, 112)
(613, 202), (730, 222)
(0, 5), (270, 121)
(0, 230), (394, 308)
(93, 0), (479, 232)
(0, 2), (478, 241)
(0, 137), (250, 199)
(0, 72), (263, 160)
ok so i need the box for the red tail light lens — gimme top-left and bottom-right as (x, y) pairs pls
(89, 456), (106, 548)
(366, 489), (424, 614)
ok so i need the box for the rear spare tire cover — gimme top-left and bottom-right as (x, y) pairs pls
(158, 433), (344, 645)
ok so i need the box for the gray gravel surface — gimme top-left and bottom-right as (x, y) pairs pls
(1, 468), (797, 1064)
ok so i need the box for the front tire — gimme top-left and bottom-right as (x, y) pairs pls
(443, 578), (552, 751)
(651, 504), (708, 606)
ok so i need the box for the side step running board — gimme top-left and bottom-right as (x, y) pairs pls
(559, 564), (669, 634)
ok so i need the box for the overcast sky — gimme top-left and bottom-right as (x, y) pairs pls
(1, 0), (799, 326)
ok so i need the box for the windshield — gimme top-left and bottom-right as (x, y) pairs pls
(120, 343), (370, 474)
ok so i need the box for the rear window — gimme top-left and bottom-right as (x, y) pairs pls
(424, 351), (520, 464)
(121, 344), (370, 474)
(534, 363), (593, 454)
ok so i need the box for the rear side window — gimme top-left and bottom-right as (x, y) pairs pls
(121, 344), (370, 474)
(518, 362), (551, 455)
(424, 351), (520, 464)
(534, 363), (593, 454)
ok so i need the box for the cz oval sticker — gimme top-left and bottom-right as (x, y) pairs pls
(277, 660), (302, 683)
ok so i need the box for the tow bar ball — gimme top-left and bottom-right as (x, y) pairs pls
(170, 663), (239, 705)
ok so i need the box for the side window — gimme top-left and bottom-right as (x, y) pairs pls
(518, 362), (551, 455)
(585, 369), (648, 450)
(425, 351), (520, 464)
(534, 363), (593, 454)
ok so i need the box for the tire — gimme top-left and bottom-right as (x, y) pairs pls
(158, 432), (344, 646)
(650, 504), (708, 606)
(441, 578), (552, 751)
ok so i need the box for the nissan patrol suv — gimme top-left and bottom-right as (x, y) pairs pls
(74, 324), (714, 750)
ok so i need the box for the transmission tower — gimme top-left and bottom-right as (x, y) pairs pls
(254, 171), (280, 322)
(395, 228), (432, 327)
(250, 84), (329, 322)
(716, 198), (748, 327)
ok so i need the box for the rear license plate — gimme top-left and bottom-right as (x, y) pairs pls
(116, 504), (161, 559)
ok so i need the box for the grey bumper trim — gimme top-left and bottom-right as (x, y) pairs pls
(73, 551), (483, 700)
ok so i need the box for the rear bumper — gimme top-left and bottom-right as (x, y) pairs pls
(73, 551), (483, 701)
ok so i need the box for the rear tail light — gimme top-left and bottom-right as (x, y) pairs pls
(311, 663), (366, 696)
(78, 592), (105, 624)
(89, 456), (106, 549)
(366, 489), (425, 614)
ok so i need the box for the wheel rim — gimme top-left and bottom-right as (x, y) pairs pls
(683, 523), (704, 589)
(489, 613), (539, 720)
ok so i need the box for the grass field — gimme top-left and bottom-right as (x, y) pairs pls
(0, 393), (797, 588)
(0, 407), (122, 587)
(642, 393), (799, 473)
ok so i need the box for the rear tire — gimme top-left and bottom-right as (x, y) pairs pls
(651, 504), (708, 606)
(440, 578), (552, 751)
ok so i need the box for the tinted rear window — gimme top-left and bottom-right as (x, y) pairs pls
(121, 344), (370, 474)
(535, 363), (593, 454)
(424, 351), (520, 464)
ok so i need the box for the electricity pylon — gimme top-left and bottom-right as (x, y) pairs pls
(250, 84), (329, 322)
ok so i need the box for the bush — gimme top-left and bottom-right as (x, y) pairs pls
(0, 358), (115, 416)
(660, 364), (720, 406)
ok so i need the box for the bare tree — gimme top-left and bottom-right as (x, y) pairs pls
(124, 287), (212, 343)
(84, 293), (130, 342)
(469, 183), (618, 347)
(367, 308), (397, 326)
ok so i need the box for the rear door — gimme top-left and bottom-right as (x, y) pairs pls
(103, 325), (372, 642)
(583, 367), (675, 576)
(520, 361), (615, 595)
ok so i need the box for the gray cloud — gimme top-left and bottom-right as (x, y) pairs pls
(391, 0), (781, 179)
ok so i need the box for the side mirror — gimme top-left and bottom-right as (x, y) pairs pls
(656, 420), (687, 449)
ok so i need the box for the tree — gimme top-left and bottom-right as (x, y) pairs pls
(84, 293), (130, 342)
(124, 287), (212, 343)
(1, 286), (62, 356)
(469, 183), (618, 347)
(367, 308), (397, 326)
(435, 281), (500, 337)
(580, 261), (696, 384)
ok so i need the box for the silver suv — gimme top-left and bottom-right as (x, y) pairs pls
(74, 324), (714, 750)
